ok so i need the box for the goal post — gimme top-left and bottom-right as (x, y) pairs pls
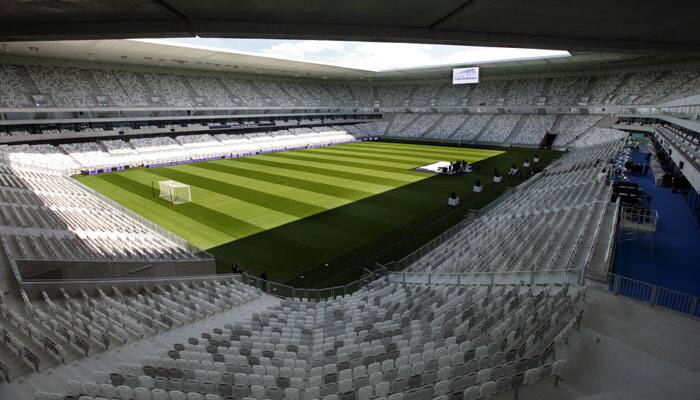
(158, 180), (192, 205)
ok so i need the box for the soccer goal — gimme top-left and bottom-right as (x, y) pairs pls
(158, 180), (192, 205)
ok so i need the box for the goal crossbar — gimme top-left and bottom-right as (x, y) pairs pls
(158, 180), (192, 205)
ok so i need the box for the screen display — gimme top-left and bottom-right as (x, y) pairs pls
(452, 67), (479, 85)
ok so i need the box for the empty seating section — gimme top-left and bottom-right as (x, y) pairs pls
(187, 76), (242, 107)
(220, 78), (268, 107)
(0, 63), (698, 109)
(638, 69), (700, 104)
(653, 123), (700, 163)
(0, 275), (258, 379)
(386, 114), (419, 136)
(431, 114), (468, 139)
(546, 77), (589, 105)
(25, 65), (99, 108)
(141, 73), (195, 107)
(91, 70), (151, 107)
(376, 85), (414, 106)
(512, 115), (556, 145)
(436, 85), (468, 106)
(255, 81), (299, 107)
(616, 71), (665, 105)
(588, 74), (625, 104)
(405, 139), (621, 276)
(505, 79), (544, 105)
(551, 115), (602, 147)
(57, 281), (581, 400)
(410, 85), (440, 106)
(570, 128), (626, 148)
(479, 114), (521, 143)
(0, 165), (203, 262)
(0, 64), (31, 107)
(394, 114), (442, 138)
(452, 114), (493, 141)
(468, 81), (507, 105)
(1, 129), (359, 173)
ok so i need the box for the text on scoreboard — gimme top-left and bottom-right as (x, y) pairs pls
(452, 67), (479, 85)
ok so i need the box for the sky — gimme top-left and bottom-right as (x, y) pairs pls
(140, 38), (570, 72)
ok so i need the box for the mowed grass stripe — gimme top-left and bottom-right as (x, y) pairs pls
(238, 156), (447, 209)
(85, 172), (261, 247)
(294, 146), (459, 167)
(273, 150), (420, 172)
(260, 153), (418, 182)
(233, 156), (409, 187)
(194, 161), (375, 201)
(145, 166), (329, 218)
(328, 142), (503, 162)
(112, 167), (301, 231)
(227, 157), (394, 194)
(104, 168), (373, 250)
(149, 165), (396, 240)
(195, 161), (412, 225)
(352, 141), (502, 156)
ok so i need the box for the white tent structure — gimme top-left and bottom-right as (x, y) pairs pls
(158, 180), (192, 205)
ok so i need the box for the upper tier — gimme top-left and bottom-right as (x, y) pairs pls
(1, 62), (699, 109)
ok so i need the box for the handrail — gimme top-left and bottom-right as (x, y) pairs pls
(607, 272), (699, 319)
(239, 268), (388, 302)
(386, 269), (581, 286)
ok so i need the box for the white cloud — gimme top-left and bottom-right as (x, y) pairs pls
(149, 38), (570, 71)
(260, 40), (346, 60)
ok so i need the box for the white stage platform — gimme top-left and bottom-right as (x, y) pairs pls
(416, 161), (451, 173)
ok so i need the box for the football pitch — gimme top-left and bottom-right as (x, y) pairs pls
(76, 141), (558, 287)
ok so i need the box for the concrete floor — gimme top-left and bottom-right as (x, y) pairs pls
(495, 286), (700, 400)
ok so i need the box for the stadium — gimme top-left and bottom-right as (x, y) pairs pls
(0, 1), (699, 399)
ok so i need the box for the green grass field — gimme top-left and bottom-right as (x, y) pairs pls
(76, 141), (558, 287)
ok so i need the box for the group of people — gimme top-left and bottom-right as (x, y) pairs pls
(493, 155), (541, 181)
(438, 159), (475, 175)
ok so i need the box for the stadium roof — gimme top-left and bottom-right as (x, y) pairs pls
(1, 39), (693, 81)
(1, 0), (699, 54)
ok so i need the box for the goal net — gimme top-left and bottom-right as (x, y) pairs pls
(158, 180), (192, 205)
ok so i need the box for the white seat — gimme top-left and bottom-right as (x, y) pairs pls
(476, 368), (491, 385)
(375, 381), (390, 398)
(67, 380), (84, 396)
(169, 390), (187, 400)
(284, 388), (300, 400)
(357, 386), (373, 400)
(524, 367), (541, 384)
(552, 359), (566, 377)
(135, 387), (152, 400)
(303, 386), (320, 400)
(100, 383), (116, 398)
(435, 380), (450, 396)
(239, 382), (261, 399)
(338, 378), (353, 393)
(463, 386), (479, 400)
(152, 389), (168, 400)
(117, 385), (134, 400)
(480, 381), (496, 399)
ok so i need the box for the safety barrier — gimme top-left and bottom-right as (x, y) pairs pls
(608, 273), (699, 318)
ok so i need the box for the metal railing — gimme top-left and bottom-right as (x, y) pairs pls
(608, 273), (699, 318)
(619, 206), (659, 233)
(240, 266), (388, 302)
(386, 269), (581, 286)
